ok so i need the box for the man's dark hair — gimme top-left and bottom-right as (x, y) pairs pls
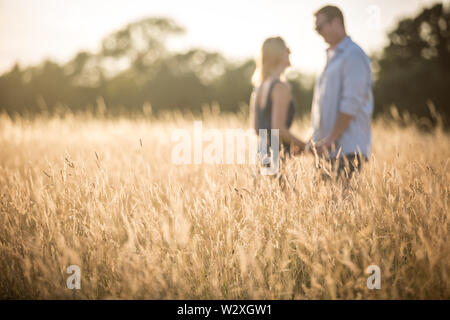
(314, 5), (345, 26)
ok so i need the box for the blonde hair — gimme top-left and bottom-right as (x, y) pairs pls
(252, 36), (288, 86)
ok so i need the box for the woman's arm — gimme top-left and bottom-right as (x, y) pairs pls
(271, 83), (305, 150)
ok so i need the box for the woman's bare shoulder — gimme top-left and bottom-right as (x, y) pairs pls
(272, 80), (291, 96)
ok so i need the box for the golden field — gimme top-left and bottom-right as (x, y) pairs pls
(0, 110), (449, 299)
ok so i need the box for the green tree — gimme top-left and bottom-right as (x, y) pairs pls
(374, 3), (450, 126)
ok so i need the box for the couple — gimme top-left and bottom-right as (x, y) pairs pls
(250, 5), (373, 180)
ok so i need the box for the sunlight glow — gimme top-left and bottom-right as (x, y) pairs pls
(0, 0), (447, 75)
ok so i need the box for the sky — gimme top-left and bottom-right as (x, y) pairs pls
(0, 0), (448, 75)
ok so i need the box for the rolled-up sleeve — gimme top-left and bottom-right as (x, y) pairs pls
(339, 49), (371, 116)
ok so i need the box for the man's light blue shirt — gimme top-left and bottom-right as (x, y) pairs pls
(311, 36), (373, 158)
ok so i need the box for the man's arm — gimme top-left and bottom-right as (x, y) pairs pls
(317, 112), (354, 150)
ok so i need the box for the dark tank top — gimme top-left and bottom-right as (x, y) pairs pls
(254, 79), (296, 155)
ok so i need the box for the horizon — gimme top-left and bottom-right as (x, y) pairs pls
(1, 0), (448, 76)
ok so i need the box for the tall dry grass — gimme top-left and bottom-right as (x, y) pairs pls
(0, 110), (449, 299)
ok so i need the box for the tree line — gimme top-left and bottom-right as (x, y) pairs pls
(0, 3), (448, 127)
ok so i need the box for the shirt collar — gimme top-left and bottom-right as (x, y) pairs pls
(333, 36), (352, 53)
(323, 36), (352, 68)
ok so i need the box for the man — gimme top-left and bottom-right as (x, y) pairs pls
(311, 5), (373, 179)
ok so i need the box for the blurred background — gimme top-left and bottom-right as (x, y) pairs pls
(0, 0), (449, 126)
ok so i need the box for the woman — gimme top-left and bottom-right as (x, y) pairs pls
(249, 37), (305, 163)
